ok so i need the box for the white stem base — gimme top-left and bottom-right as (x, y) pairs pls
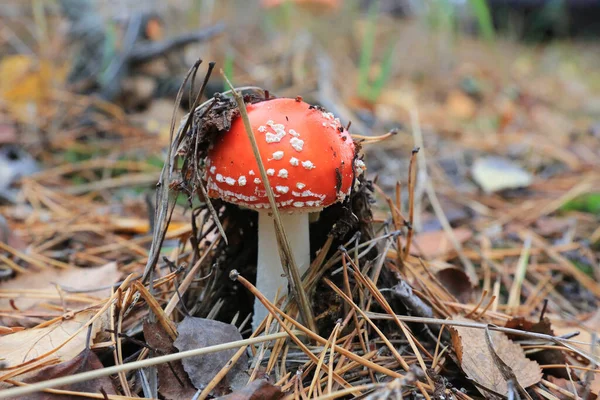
(254, 212), (310, 330)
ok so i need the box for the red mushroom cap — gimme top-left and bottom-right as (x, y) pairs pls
(205, 98), (360, 212)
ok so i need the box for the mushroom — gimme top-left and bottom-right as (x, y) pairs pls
(205, 97), (360, 329)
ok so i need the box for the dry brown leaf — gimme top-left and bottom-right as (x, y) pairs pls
(406, 227), (472, 259)
(504, 317), (570, 379)
(3, 348), (116, 400)
(450, 317), (542, 396)
(174, 317), (248, 394)
(0, 55), (68, 122)
(143, 321), (197, 400)
(435, 267), (474, 303)
(218, 379), (284, 400)
(0, 263), (120, 326)
(553, 309), (600, 356)
(547, 376), (598, 400)
(0, 308), (105, 372)
(446, 90), (477, 119)
(0, 123), (17, 145)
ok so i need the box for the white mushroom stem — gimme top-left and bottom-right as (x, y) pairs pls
(254, 211), (310, 330)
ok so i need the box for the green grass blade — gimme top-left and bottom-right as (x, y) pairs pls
(468, 0), (495, 42)
(368, 36), (397, 102)
(357, 0), (379, 98)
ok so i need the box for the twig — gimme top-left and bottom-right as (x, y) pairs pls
(128, 23), (225, 64)
(406, 102), (478, 284)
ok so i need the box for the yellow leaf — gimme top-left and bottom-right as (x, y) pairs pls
(0, 55), (68, 121)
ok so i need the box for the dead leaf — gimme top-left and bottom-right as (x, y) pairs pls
(218, 379), (284, 400)
(471, 156), (533, 193)
(450, 317), (542, 396)
(435, 267), (474, 303)
(446, 90), (477, 119)
(553, 309), (600, 356)
(174, 317), (248, 394)
(0, 263), (120, 326)
(0, 145), (38, 204)
(143, 321), (197, 400)
(3, 348), (116, 400)
(0, 123), (17, 145)
(504, 317), (570, 379)
(406, 227), (472, 259)
(0, 55), (68, 122)
(547, 376), (598, 400)
(535, 217), (574, 237)
(0, 308), (105, 371)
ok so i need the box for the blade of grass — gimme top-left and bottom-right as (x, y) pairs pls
(367, 35), (397, 102)
(357, 0), (379, 99)
(468, 0), (495, 43)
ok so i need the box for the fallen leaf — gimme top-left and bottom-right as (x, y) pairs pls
(2, 348), (116, 399)
(547, 376), (597, 400)
(504, 317), (570, 379)
(0, 123), (17, 145)
(535, 217), (575, 237)
(553, 309), (600, 356)
(435, 267), (473, 303)
(450, 316), (542, 396)
(0, 309), (105, 372)
(406, 227), (472, 259)
(0, 263), (120, 326)
(0, 55), (68, 122)
(0, 145), (39, 204)
(219, 379), (284, 400)
(446, 90), (477, 119)
(143, 321), (197, 400)
(174, 317), (248, 394)
(471, 156), (533, 193)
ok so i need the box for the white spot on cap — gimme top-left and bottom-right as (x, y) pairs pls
(216, 174), (224, 182)
(290, 157), (299, 166)
(302, 160), (315, 170)
(238, 176), (247, 186)
(267, 169), (275, 176)
(275, 186), (289, 194)
(258, 126), (267, 133)
(249, 170), (255, 176)
(293, 201), (305, 207)
(210, 166), (216, 174)
(266, 133), (283, 143)
(225, 177), (236, 186)
(322, 122), (327, 127)
(321, 111), (334, 120)
(278, 169), (288, 178)
(290, 137), (304, 152)
(272, 151), (284, 160)
(296, 182), (305, 189)
(306, 201), (315, 207)
(289, 129), (300, 137)
(254, 178), (261, 184)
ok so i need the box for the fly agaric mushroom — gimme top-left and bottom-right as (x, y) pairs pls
(261, 0), (341, 13)
(204, 97), (362, 328)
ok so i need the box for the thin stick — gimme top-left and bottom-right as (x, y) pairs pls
(221, 72), (316, 333)
(0, 331), (295, 399)
(404, 148), (418, 259)
(406, 104), (478, 283)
